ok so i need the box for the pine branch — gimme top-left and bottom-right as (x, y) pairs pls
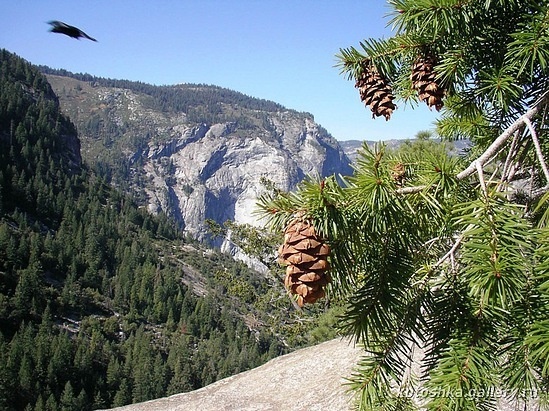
(387, 0), (476, 36)
(348, 282), (427, 410)
(394, 95), (546, 198)
(524, 116), (549, 184)
(425, 336), (499, 410)
(397, 185), (427, 194)
(456, 102), (542, 179)
(337, 34), (435, 83)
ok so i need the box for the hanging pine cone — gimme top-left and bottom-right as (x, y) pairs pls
(278, 219), (331, 306)
(411, 55), (445, 111)
(355, 60), (396, 120)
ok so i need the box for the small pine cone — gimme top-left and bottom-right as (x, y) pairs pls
(278, 218), (331, 306)
(391, 162), (406, 186)
(355, 60), (396, 120)
(411, 55), (445, 111)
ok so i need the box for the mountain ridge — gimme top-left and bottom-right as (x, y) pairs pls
(43, 70), (353, 242)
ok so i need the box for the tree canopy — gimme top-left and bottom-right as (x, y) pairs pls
(259, 1), (549, 410)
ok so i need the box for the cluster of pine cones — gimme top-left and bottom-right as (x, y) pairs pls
(354, 54), (445, 119)
(278, 219), (330, 306)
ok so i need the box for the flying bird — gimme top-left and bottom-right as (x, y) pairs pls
(48, 20), (97, 41)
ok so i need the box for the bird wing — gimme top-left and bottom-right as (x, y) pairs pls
(48, 20), (73, 30)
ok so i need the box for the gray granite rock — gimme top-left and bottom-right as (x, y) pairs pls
(103, 338), (361, 411)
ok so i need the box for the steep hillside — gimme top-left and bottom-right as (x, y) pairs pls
(42, 70), (353, 241)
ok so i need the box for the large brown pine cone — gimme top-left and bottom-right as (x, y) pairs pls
(355, 60), (396, 120)
(411, 55), (445, 111)
(278, 219), (331, 306)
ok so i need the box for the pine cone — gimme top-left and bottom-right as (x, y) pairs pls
(278, 219), (331, 306)
(411, 55), (445, 111)
(391, 162), (406, 186)
(355, 60), (396, 120)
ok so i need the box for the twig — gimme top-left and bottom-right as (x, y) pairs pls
(397, 185), (427, 195)
(433, 235), (464, 270)
(499, 128), (522, 191)
(524, 116), (549, 184)
(476, 161), (487, 196)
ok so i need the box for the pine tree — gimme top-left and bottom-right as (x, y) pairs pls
(59, 381), (76, 411)
(45, 393), (58, 411)
(260, 1), (549, 410)
(33, 395), (46, 411)
(112, 378), (131, 408)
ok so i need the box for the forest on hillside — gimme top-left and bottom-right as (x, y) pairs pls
(0, 49), (335, 411)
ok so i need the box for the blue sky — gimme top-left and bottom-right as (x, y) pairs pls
(1, 0), (440, 141)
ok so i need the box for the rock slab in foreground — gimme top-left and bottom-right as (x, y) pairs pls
(104, 338), (361, 411)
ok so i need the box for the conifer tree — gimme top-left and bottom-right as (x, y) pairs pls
(59, 381), (76, 411)
(259, 1), (549, 410)
(45, 393), (58, 411)
(112, 378), (131, 408)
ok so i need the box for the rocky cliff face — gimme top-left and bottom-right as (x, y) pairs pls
(142, 114), (349, 238)
(45, 73), (352, 241)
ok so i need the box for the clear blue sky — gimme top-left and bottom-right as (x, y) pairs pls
(1, 0), (440, 141)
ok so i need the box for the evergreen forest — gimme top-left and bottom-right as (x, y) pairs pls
(0, 49), (333, 411)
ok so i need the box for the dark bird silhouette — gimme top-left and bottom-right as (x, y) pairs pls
(48, 20), (97, 41)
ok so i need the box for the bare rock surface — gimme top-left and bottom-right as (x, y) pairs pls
(104, 338), (361, 411)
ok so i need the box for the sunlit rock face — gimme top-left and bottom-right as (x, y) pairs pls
(143, 116), (351, 241)
(101, 338), (361, 411)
